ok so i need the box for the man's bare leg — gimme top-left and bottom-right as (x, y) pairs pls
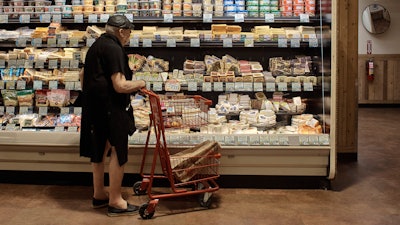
(108, 146), (127, 209)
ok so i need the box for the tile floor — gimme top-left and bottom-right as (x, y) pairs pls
(0, 107), (399, 225)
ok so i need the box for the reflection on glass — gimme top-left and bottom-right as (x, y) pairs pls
(362, 4), (391, 34)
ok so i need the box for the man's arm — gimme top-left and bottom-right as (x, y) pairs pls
(111, 72), (146, 94)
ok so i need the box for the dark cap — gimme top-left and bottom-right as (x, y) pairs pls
(106, 15), (134, 29)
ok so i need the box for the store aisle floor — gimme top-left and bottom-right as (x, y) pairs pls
(1, 107), (399, 225)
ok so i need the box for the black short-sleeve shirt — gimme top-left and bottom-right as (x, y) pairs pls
(80, 33), (133, 166)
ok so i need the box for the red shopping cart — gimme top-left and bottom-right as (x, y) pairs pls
(134, 88), (221, 219)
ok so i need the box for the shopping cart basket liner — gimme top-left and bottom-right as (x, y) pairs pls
(169, 140), (221, 182)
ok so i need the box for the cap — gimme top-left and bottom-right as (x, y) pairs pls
(106, 15), (134, 29)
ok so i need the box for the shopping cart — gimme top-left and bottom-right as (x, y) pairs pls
(133, 88), (221, 219)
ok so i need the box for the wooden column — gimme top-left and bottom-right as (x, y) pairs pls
(335, 0), (359, 157)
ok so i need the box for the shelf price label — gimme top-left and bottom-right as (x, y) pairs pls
(303, 82), (314, 91)
(277, 82), (288, 91)
(291, 82), (302, 92)
(202, 82), (212, 92)
(0, 15), (8, 23)
(48, 59), (58, 69)
(234, 13), (245, 23)
(142, 39), (152, 48)
(0, 81), (4, 89)
(264, 13), (275, 23)
(24, 60), (34, 69)
(31, 38), (43, 47)
(129, 38), (139, 47)
(266, 82), (276, 92)
(249, 135), (260, 145)
(153, 82), (163, 91)
(60, 59), (70, 69)
(203, 13), (213, 23)
(99, 14), (109, 23)
(52, 14), (62, 23)
(38, 107), (48, 116)
(253, 82), (263, 92)
(187, 82), (198, 91)
(16, 81), (26, 90)
(69, 38), (79, 47)
(190, 38), (200, 47)
(88, 14), (98, 23)
(33, 80), (43, 90)
(0, 59), (5, 68)
(16, 38), (27, 47)
(213, 82), (223, 92)
(86, 38), (95, 47)
(278, 38), (287, 48)
(19, 106), (29, 114)
(309, 38), (319, 48)
(70, 60), (79, 69)
(60, 107), (70, 115)
(74, 14), (84, 23)
(49, 80), (58, 90)
(20, 14), (30, 23)
(163, 14), (173, 23)
(166, 39), (176, 47)
(300, 13), (310, 23)
(290, 38), (300, 48)
(244, 38), (254, 47)
(47, 38), (57, 47)
(225, 82), (235, 92)
(223, 38), (233, 48)
(58, 38), (67, 47)
(125, 14), (133, 22)
(35, 60), (45, 69)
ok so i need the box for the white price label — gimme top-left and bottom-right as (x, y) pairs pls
(38, 106), (48, 115)
(223, 38), (233, 48)
(129, 38), (139, 47)
(20, 14), (30, 23)
(244, 38), (254, 47)
(88, 14), (98, 23)
(74, 14), (84, 23)
(303, 82), (314, 91)
(264, 13), (275, 23)
(277, 82), (288, 91)
(48, 59), (58, 69)
(202, 82), (212, 92)
(309, 38), (319, 48)
(278, 38), (288, 48)
(203, 13), (213, 23)
(69, 38), (79, 47)
(86, 38), (95, 47)
(266, 82), (276, 92)
(188, 82), (198, 91)
(58, 38), (67, 47)
(292, 82), (301, 92)
(234, 13), (244, 22)
(16, 81), (26, 90)
(52, 14), (62, 23)
(49, 80), (58, 90)
(253, 82), (263, 91)
(164, 14), (173, 23)
(225, 82), (235, 92)
(153, 82), (163, 91)
(64, 81), (75, 90)
(166, 39), (176, 47)
(0, 15), (8, 23)
(300, 13), (310, 23)
(99, 14), (109, 23)
(235, 82), (244, 92)
(291, 38), (300, 48)
(47, 38), (57, 47)
(143, 39), (152, 47)
(190, 38), (200, 47)
(213, 82), (223, 92)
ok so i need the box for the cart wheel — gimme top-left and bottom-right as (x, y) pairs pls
(197, 183), (213, 208)
(133, 181), (146, 196)
(139, 203), (154, 220)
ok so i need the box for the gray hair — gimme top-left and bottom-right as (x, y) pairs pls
(105, 25), (120, 35)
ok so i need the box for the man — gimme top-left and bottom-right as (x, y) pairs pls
(79, 15), (146, 217)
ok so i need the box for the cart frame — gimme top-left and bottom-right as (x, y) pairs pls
(134, 88), (220, 219)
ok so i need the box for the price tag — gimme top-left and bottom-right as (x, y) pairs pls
(153, 82), (163, 91)
(143, 39), (152, 48)
(188, 82), (198, 91)
(291, 38), (300, 48)
(145, 81), (151, 90)
(64, 81), (75, 90)
(74, 14), (84, 23)
(266, 82), (276, 92)
(19, 106), (29, 114)
(88, 14), (98, 23)
(69, 38), (79, 47)
(52, 14), (62, 23)
(7, 59), (16, 68)
(60, 59), (70, 69)
(16, 38), (27, 47)
(309, 135), (319, 145)
(190, 38), (200, 47)
(292, 82), (301, 92)
(86, 38), (95, 47)
(32, 38), (42, 47)
(277, 82), (288, 91)
(99, 14), (109, 23)
(0, 81), (4, 89)
(58, 38), (67, 47)
(235, 82), (244, 92)
(303, 82), (314, 91)
(223, 38), (233, 48)
(55, 126), (65, 132)
(5, 124), (16, 131)
(20, 14), (30, 23)
(166, 39), (176, 47)
(213, 82), (223, 92)
(6, 106), (15, 114)
(225, 135), (236, 145)
(279, 136), (289, 145)
(74, 81), (82, 91)
(129, 38), (139, 47)
(244, 38), (254, 47)
(0, 106), (4, 114)
(243, 82), (253, 91)
(202, 82), (212, 92)
(249, 135), (260, 145)
(300, 13), (310, 23)
(253, 82), (263, 92)
(163, 14), (173, 23)
(60, 107), (70, 115)
(0, 14), (9, 23)
(234, 13), (244, 22)
(38, 107), (48, 116)
(67, 126), (78, 132)
(0, 59), (5, 68)
(35, 60), (45, 69)
(299, 136), (310, 145)
(24, 60), (34, 69)
(33, 80), (43, 90)
(237, 135), (248, 145)
(47, 38), (57, 47)
(278, 38), (287, 48)
(125, 13), (133, 22)
(270, 135), (280, 145)
(203, 13), (213, 23)
(225, 82), (235, 92)
(264, 13), (275, 23)
(70, 60), (79, 69)
(16, 81), (26, 90)
(49, 80), (58, 90)
(16, 59), (25, 68)
(309, 38), (319, 48)
(73, 107), (82, 116)
(48, 59), (58, 69)
(319, 135), (330, 145)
